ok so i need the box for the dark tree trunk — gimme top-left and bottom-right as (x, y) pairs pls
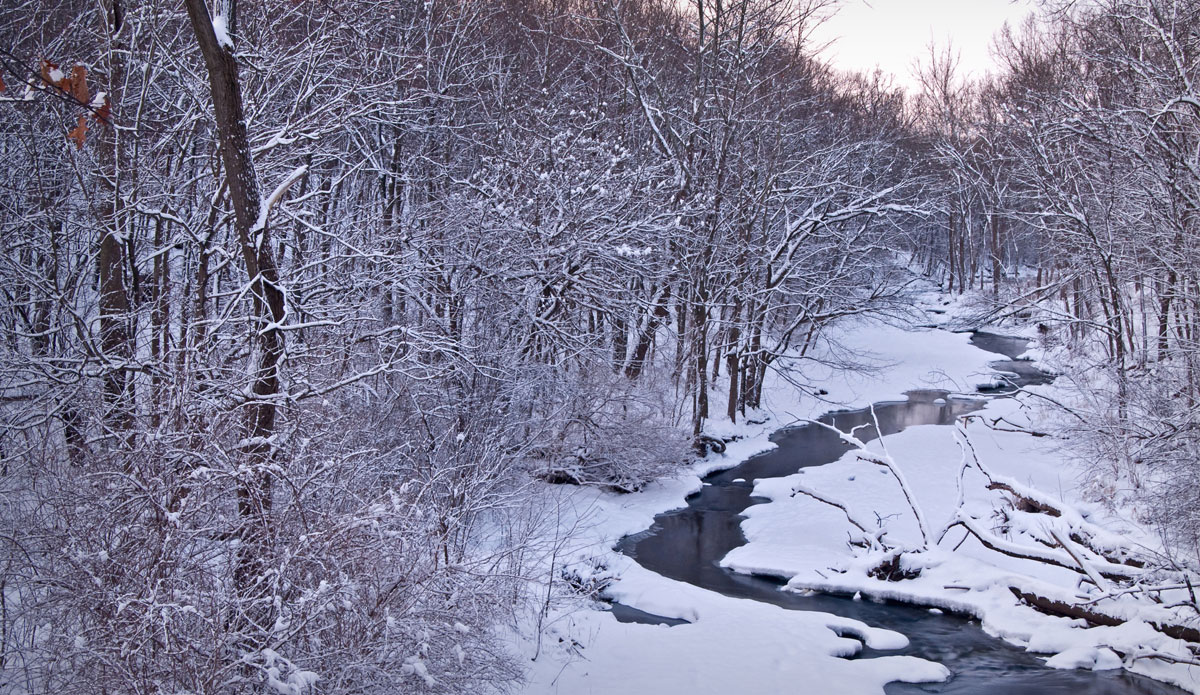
(1158, 268), (1176, 360)
(626, 284), (670, 381)
(612, 313), (628, 373)
(990, 212), (1002, 297)
(725, 299), (741, 424)
(98, 0), (134, 434)
(947, 208), (956, 292)
(692, 281), (709, 439)
(184, 0), (287, 648)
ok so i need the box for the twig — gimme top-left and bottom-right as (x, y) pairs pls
(790, 483), (879, 546)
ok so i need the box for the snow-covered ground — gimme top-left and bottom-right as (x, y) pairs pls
(517, 289), (1200, 694)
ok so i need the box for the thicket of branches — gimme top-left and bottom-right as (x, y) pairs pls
(908, 1), (1200, 569)
(0, 0), (923, 692)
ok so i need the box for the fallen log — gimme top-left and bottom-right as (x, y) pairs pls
(987, 481), (1060, 516)
(946, 517), (1139, 582)
(985, 481), (1146, 568)
(1009, 587), (1200, 645)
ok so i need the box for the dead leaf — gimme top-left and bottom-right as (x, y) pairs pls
(0, 73), (6, 93)
(68, 65), (88, 104)
(67, 115), (87, 150)
(39, 59), (58, 86)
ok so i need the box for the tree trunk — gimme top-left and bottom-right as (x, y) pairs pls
(184, 0), (287, 649)
(947, 208), (956, 292)
(626, 284), (670, 380)
(725, 298), (741, 424)
(990, 212), (1002, 297)
(98, 0), (134, 435)
(692, 280), (709, 439)
(150, 217), (168, 427)
(1158, 268), (1176, 360)
(611, 313), (628, 373)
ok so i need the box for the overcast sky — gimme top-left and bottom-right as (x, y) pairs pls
(809, 0), (1037, 93)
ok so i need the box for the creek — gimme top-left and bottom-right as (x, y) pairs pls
(616, 331), (1184, 694)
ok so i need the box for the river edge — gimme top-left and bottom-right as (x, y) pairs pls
(517, 289), (1200, 695)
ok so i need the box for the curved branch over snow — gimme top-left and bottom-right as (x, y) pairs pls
(807, 414), (931, 549)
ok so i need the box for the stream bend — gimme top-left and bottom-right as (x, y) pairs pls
(616, 331), (1183, 694)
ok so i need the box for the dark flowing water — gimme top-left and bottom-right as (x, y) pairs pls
(615, 331), (1183, 694)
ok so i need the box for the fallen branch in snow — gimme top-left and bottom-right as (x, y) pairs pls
(868, 553), (921, 582)
(788, 483), (880, 547)
(1047, 526), (1111, 593)
(983, 481), (1150, 570)
(1134, 652), (1200, 667)
(943, 516), (1141, 582)
(809, 412), (930, 549)
(1009, 585), (1120, 627)
(1008, 586), (1200, 646)
(1078, 536), (1147, 569)
(986, 481), (1060, 517)
(954, 423), (1150, 571)
(978, 415), (1052, 437)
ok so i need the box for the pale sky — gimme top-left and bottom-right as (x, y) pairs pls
(809, 0), (1037, 93)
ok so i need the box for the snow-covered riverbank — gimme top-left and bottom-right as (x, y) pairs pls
(518, 292), (1200, 694)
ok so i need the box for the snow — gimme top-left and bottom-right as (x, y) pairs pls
(261, 648), (319, 695)
(518, 286), (1200, 694)
(516, 467), (952, 693)
(401, 656), (436, 687)
(722, 297), (1200, 691)
(253, 165), (308, 236)
(613, 243), (654, 257)
(526, 557), (950, 694)
(212, 15), (233, 49)
(1046, 646), (1124, 671)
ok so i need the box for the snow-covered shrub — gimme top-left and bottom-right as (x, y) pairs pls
(0, 380), (535, 695)
(1040, 358), (1200, 570)
(521, 362), (689, 492)
(559, 557), (616, 600)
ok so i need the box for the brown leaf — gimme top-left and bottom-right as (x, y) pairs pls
(68, 65), (88, 104)
(0, 73), (6, 93)
(39, 59), (58, 86)
(67, 115), (88, 150)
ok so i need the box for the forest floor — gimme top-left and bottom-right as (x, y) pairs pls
(514, 284), (1200, 695)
